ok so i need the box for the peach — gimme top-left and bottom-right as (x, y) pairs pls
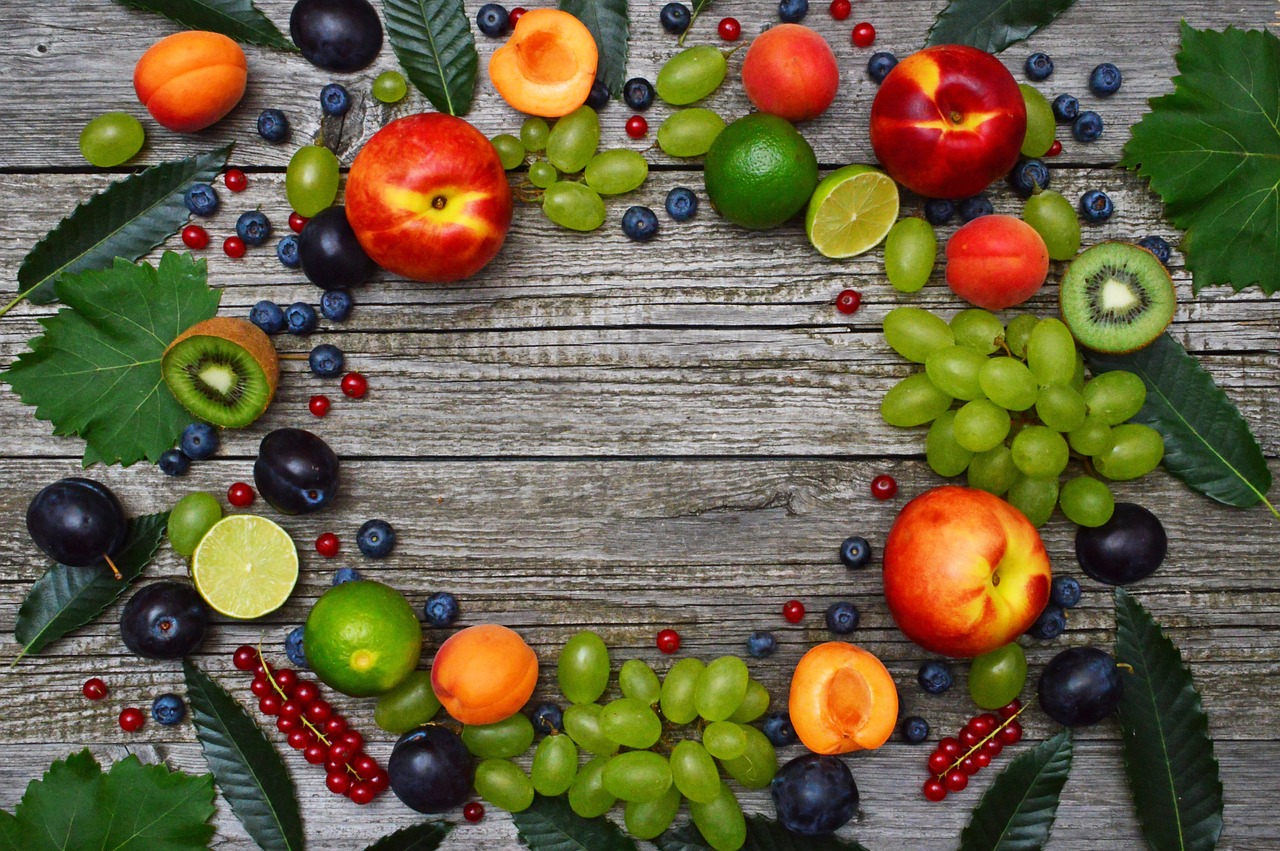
(431, 624), (538, 724)
(741, 25), (839, 123)
(945, 215), (1050, 309)
(134, 31), (247, 133)
(789, 642), (898, 755)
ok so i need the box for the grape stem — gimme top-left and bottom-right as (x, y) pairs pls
(936, 703), (1027, 781)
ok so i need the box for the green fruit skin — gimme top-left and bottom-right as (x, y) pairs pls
(475, 759), (535, 812)
(660, 657), (705, 724)
(600, 697), (662, 748)
(704, 114), (818, 230)
(546, 106), (599, 173)
(563, 703), (619, 756)
(884, 218), (937, 293)
(372, 71), (407, 103)
(168, 491), (222, 557)
(80, 112), (145, 167)
(462, 712), (535, 758)
(568, 755), (616, 817)
(656, 46), (728, 105)
(1023, 190), (1081, 261)
(286, 145), (341, 218)
(625, 784), (682, 840)
(491, 134), (526, 170)
(658, 109), (726, 157)
(670, 740), (720, 803)
(951, 308), (1005, 355)
(694, 656), (749, 721)
(558, 630), (610, 703)
(881, 373), (954, 428)
(584, 149), (649, 196)
(1083, 371), (1146, 425)
(690, 781), (747, 851)
(720, 724), (776, 788)
(968, 446), (1017, 496)
(1019, 84), (1056, 157)
(543, 181), (606, 232)
(620, 659), (662, 704)
(1027, 318), (1078, 386)
(1005, 314), (1039, 358)
(702, 720), (747, 759)
(968, 642), (1028, 709)
(1093, 423), (1164, 480)
(926, 345), (987, 401)
(373, 670), (441, 734)
(602, 751), (673, 802)
(531, 733), (578, 796)
(1060, 476), (1116, 527)
(883, 306), (955, 363)
(1008, 475), (1059, 527)
(728, 679), (770, 723)
(520, 117), (550, 152)
(927, 411), (974, 478)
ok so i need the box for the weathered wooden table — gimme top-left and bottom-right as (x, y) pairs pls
(1, 1), (1277, 848)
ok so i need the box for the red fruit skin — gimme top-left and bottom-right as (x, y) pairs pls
(870, 45), (1026, 198)
(741, 25), (840, 123)
(945, 215), (1049, 309)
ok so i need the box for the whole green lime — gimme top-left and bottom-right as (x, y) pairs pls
(304, 580), (422, 697)
(703, 113), (819, 230)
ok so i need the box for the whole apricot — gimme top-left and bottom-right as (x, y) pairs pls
(741, 25), (839, 122)
(134, 31), (247, 133)
(945, 215), (1050, 310)
(788, 642), (898, 755)
(431, 624), (539, 724)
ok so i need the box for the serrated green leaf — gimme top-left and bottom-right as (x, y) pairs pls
(114, 0), (295, 50)
(6, 146), (230, 311)
(957, 730), (1073, 851)
(183, 659), (305, 851)
(384, 0), (478, 116)
(1085, 334), (1276, 517)
(512, 795), (638, 851)
(1122, 24), (1280, 295)
(5, 252), (222, 467)
(0, 808), (23, 851)
(559, 0), (629, 95)
(925, 0), (1076, 53)
(364, 822), (453, 850)
(13, 512), (168, 662)
(656, 815), (871, 850)
(1114, 589), (1224, 851)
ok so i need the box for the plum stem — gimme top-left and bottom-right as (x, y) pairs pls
(104, 554), (122, 580)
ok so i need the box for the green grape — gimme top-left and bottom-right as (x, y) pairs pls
(950, 309), (1004, 355)
(925, 345), (987, 400)
(475, 759), (535, 813)
(286, 145), (341, 218)
(953, 399), (1012, 453)
(491, 134), (526, 170)
(968, 642), (1027, 709)
(568, 755), (616, 817)
(728, 678), (770, 723)
(968, 445), (1018, 496)
(702, 720), (747, 759)
(1068, 415), (1114, 456)
(602, 751), (673, 802)
(880, 373), (953, 428)
(529, 160), (558, 188)
(1026, 318), (1077, 386)
(1004, 314), (1039, 359)
(1007, 474), (1059, 527)
(531, 733), (579, 796)
(584, 149), (649, 195)
(1082, 370), (1146, 425)
(670, 740), (720, 803)
(926, 411), (974, 477)
(546, 105), (599, 173)
(563, 703), (619, 756)
(625, 784), (682, 840)
(1059, 475), (1115, 527)
(79, 112), (144, 168)
(883, 307), (955, 363)
(558, 630), (610, 703)
(690, 782), (747, 851)
(660, 657), (705, 724)
(883, 217), (937, 293)
(1023, 190), (1081, 261)
(168, 492), (222, 557)
(462, 712), (535, 758)
(720, 724), (776, 788)
(601, 697), (662, 748)
(657, 108), (726, 157)
(520, 116), (551, 152)
(373, 670), (441, 734)
(1011, 425), (1069, 478)
(1093, 424), (1164, 480)
(372, 70), (408, 103)
(979, 357), (1038, 411)
(1019, 84), (1055, 157)
(620, 659), (661, 704)
(1036, 384), (1087, 433)
(543, 181), (607, 232)
(1071, 350), (1085, 393)
(655, 45), (727, 106)
(695, 656), (749, 722)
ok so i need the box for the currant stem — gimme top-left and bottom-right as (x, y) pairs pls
(937, 703), (1027, 781)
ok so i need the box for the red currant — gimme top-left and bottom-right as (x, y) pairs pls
(328, 742), (354, 764)
(309, 394), (331, 418)
(341, 372), (368, 398)
(983, 738), (1003, 757)
(870, 474), (898, 500)
(852, 22), (876, 47)
(250, 677), (272, 698)
(224, 169), (248, 192)
(289, 211), (308, 233)
(293, 681), (319, 705)
(656, 629), (681, 654)
(326, 771), (352, 795)
(463, 801), (485, 822)
(227, 482), (255, 507)
(315, 532), (340, 557)
(835, 289), (862, 315)
(959, 756), (980, 775)
(252, 663), (267, 678)
(277, 715), (299, 734)
(783, 600), (805, 623)
(182, 225), (210, 250)
(119, 707), (145, 732)
(717, 17), (741, 40)
(352, 753), (378, 777)
(259, 694), (283, 715)
(938, 736), (961, 757)
(273, 668), (298, 695)
(232, 645), (257, 670)
(968, 714), (996, 737)
(508, 7), (527, 27)
(922, 778), (948, 802)
(974, 750), (992, 769)
(350, 781), (376, 805)
(959, 728), (980, 749)
(1045, 139), (1063, 157)
(998, 699), (1022, 720)
(324, 757), (344, 773)
(324, 715), (348, 737)
(287, 729), (311, 750)
(306, 700), (333, 724)
(82, 677), (107, 700)
(997, 720), (1023, 745)
(927, 749), (950, 774)
(829, 0), (852, 19)
(280, 699), (303, 720)
(223, 236), (246, 258)
(304, 744), (327, 765)
(943, 769), (968, 792)
(625, 115), (648, 138)
(341, 731), (364, 751)
(368, 769), (390, 792)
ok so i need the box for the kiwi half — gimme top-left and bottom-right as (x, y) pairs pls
(1059, 242), (1176, 353)
(162, 317), (279, 428)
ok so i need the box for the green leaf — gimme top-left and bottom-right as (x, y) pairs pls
(183, 659), (305, 851)
(926, 0), (1076, 53)
(656, 815), (871, 850)
(1085, 334), (1276, 517)
(383, 0), (478, 116)
(512, 795), (638, 851)
(5, 252), (222, 467)
(13, 512), (168, 662)
(957, 730), (1073, 851)
(7, 145), (230, 311)
(113, 0), (295, 50)
(1114, 589), (1224, 851)
(1122, 24), (1280, 295)
(364, 822), (454, 850)
(559, 0), (629, 95)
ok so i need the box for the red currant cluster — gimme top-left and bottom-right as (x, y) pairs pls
(233, 644), (389, 805)
(922, 700), (1025, 801)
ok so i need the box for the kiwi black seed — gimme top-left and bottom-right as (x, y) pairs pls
(162, 317), (280, 428)
(1059, 242), (1176, 354)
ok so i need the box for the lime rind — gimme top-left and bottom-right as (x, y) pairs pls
(806, 166), (900, 259)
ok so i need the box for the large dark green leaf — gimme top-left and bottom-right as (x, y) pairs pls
(1114, 589), (1224, 851)
(926, 0), (1076, 53)
(114, 0), (295, 50)
(384, 0), (478, 116)
(656, 815), (871, 850)
(183, 660), (304, 851)
(512, 795), (637, 851)
(957, 729), (1073, 851)
(12, 512), (168, 662)
(5, 146), (230, 313)
(559, 0), (629, 94)
(364, 822), (453, 850)
(1086, 334), (1276, 517)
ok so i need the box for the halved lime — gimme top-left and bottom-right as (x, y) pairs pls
(192, 514), (299, 619)
(805, 165), (900, 259)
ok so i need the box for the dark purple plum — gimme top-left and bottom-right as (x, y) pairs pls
(1038, 646), (1123, 727)
(26, 478), (127, 568)
(120, 581), (209, 659)
(290, 0), (383, 72)
(1075, 503), (1167, 585)
(388, 725), (474, 813)
(254, 428), (340, 515)
(298, 206), (375, 291)
(770, 754), (858, 836)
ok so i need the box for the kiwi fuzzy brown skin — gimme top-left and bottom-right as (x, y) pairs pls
(1058, 241), (1176, 355)
(162, 317), (279, 427)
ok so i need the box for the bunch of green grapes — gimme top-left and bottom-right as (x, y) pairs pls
(462, 631), (776, 851)
(880, 306), (1164, 527)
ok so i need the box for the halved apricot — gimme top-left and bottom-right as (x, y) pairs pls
(489, 9), (598, 118)
(788, 642), (898, 755)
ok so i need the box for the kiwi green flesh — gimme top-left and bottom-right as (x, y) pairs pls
(1061, 243), (1175, 354)
(162, 334), (272, 428)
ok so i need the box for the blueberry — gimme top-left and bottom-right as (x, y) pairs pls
(623, 78), (655, 111)
(180, 423), (218, 461)
(1072, 110), (1103, 142)
(747, 630), (777, 659)
(158, 449), (190, 477)
(1009, 158), (1051, 197)
(1028, 604), (1067, 639)
(283, 625), (308, 667)
(531, 702), (564, 735)
(276, 234), (301, 268)
(1137, 235), (1171, 266)
(839, 536), (872, 569)
(585, 79), (610, 110)
(320, 83), (351, 116)
(923, 199), (955, 226)
(1079, 189), (1114, 223)
(250, 300), (286, 334)
(762, 712), (798, 747)
(771, 754), (858, 836)
(424, 591), (459, 627)
(236, 211), (271, 246)
(900, 715), (929, 744)
(1051, 94), (1079, 124)
(151, 693), (186, 726)
(307, 343), (345, 377)
(257, 109), (290, 144)
(285, 302), (319, 335)
(621, 206), (659, 242)
(660, 2), (690, 33)
(867, 51), (898, 84)
(332, 566), (362, 585)
(665, 187), (697, 221)
(356, 518), (396, 558)
(1051, 576), (1082, 608)
(824, 602), (859, 635)
(1089, 63), (1122, 96)
(321, 289), (354, 322)
(777, 0), (808, 23)
(184, 183), (219, 217)
(476, 3), (509, 37)
(958, 194), (994, 222)
(1024, 52), (1053, 81)
(917, 660), (953, 694)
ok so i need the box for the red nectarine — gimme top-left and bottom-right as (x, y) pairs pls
(741, 25), (839, 122)
(946, 215), (1049, 309)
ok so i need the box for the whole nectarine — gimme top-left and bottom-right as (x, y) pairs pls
(431, 624), (538, 724)
(741, 25), (839, 122)
(133, 31), (246, 133)
(945, 215), (1050, 309)
(788, 642), (898, 755)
